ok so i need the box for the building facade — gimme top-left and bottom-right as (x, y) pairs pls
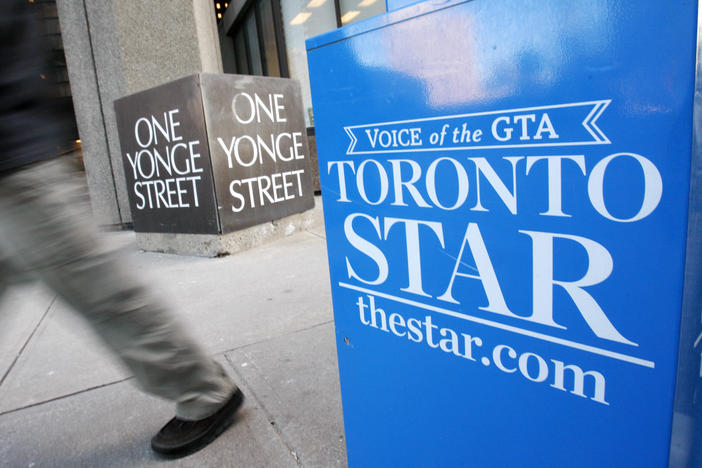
(53, 0), (389, 229)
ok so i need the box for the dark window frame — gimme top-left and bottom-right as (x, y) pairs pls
(334, 0), (343, 27)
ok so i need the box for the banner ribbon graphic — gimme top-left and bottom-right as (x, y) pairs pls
(344, 100), (611, 155)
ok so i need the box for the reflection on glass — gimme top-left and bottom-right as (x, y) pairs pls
(234, 28), (249, 75)
(281, 0), (337, 126)
(290, 12), (312, 25)
(245, 14), (263, 75)
(339, 0), (385, 25)
(340, 10), (360, 24)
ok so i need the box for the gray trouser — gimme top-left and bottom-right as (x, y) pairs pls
(0, 158), (235, 420)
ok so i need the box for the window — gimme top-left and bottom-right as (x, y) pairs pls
(218, 0), (386, 127)
(338, 0), (386, 26)
(281, 0), (337, 126)
(220, 0), (288, 78)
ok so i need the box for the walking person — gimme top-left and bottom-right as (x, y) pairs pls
(0, 0), (243, 457)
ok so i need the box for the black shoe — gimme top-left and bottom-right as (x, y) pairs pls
(151, 388), (244, 457)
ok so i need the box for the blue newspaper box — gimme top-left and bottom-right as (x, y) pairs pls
(307, 1), (702, 466)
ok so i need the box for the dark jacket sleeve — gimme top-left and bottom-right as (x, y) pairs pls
(0, 0), (69, 174)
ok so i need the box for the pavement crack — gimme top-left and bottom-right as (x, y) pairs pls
(0, 295), (57, 389)
(224, 353), (304, 468)
(304, 229), (326, 241)
(0, 376), (134, 417)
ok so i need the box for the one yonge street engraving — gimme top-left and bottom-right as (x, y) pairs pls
(125, 109), (204, 211)
(330, 100), (659, 406)
(215, 91), (308, 213)
(114, 73), (314, 234)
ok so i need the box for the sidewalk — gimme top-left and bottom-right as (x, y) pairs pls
(0, 197), (347, 467)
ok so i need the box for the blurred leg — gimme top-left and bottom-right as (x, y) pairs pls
(0, 159), (234, 420)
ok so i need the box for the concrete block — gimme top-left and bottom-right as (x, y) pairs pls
(134, 196), (322, 256)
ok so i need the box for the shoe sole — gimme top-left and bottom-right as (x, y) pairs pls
(152, 388), (245, 458)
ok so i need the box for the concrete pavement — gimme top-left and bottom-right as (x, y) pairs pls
(0, 197), (347, 467)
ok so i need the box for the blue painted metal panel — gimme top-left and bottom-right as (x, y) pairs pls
(305, 0), (467, 51)
(307, 1), (700, 466)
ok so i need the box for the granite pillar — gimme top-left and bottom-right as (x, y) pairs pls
(57, 0), (222, 227)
